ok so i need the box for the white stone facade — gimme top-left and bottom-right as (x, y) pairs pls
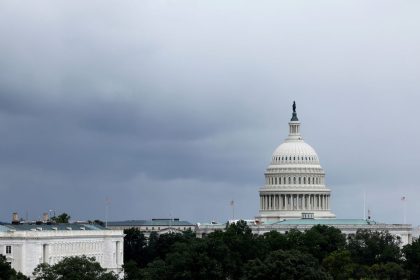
(196, 221), (413, 246)
(107, 219), (195, 238)
(0, 224), (124, 278)
(257, 108), (335, 222)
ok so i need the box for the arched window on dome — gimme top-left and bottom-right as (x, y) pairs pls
(288, 177), (291, 184)
(289, 156), (291, 161)
(299, 177), (301, 184)
(279, 177), (282, 185)
(303, 177), (306, 184)
(293, 157), (295, 160)
(275, 177), (277, 184)
(312, 177), (315, 184)
(283, 177), (286, 184)
(293, 177), (296, 184)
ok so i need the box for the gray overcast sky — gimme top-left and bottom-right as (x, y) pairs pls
(0, 1), (420, 224)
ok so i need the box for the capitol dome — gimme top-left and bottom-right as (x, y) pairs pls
(257, 102), (336, 222)
(271, 142), (320, 166)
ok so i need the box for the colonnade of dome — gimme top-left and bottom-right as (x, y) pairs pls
(260, 193), (331, 211)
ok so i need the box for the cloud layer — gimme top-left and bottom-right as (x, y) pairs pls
(0, 1), (419, 224)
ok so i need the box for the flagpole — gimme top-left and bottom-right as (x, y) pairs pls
(105, 197), (111, 228)
(402, 196), (407, 224)
(363, 190), (366, 220)
(232, 201), (234, 220)
(230, 200), (235, 220)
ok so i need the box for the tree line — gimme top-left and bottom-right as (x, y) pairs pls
(123, 221), (420, 280)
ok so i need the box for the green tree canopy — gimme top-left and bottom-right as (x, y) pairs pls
(301, 225), (346, 261)
(50, 213), (71, 223)
(347, 229), (401, 266)
(0, 255), (28, 280)
(402, 238), (420, 278)
(124, 228), (148, 267)
(243, 249), (332, 280)
(32, 256), (118, 280)
(122, 223), (411, 280)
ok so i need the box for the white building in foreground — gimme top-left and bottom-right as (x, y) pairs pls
(197, 102), (413, 246)
(0, 221), (124, 278)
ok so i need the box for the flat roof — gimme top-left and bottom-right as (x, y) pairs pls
(0, 223), (106, 232)
(108, 219), (194, 227)
(272, 218), (377, 226)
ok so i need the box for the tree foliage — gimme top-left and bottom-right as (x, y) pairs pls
(402, 238), (420, 279)
(50, 213), (71, 223)
(243, 249), (331, 280)
(122, 221), (411, 280)
(32, 256), (118, 280)
(347, 229), (401, 265)
(0, 255), (28, 280)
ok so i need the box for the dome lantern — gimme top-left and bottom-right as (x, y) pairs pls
(288, 101), (301, 140)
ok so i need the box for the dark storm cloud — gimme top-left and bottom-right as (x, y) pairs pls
(0, 1), (420, 224)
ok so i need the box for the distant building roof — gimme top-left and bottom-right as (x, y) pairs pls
(108, 219), (194, 227)
(272, 218), (377, 226)
(0, 223), (106, 232)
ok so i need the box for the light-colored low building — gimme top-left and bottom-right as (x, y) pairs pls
(196, 218), (413, 246)
(0, 222), (124, 278)
(107, 218), (195, 237)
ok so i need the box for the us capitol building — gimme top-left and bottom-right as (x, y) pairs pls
(196, 102), (413, 245)
(257, 102), (335, 222)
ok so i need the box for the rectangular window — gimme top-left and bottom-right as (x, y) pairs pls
(6, 245), (11, 254)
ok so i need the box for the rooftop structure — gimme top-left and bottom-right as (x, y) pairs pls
(107, 218), (195, 237)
